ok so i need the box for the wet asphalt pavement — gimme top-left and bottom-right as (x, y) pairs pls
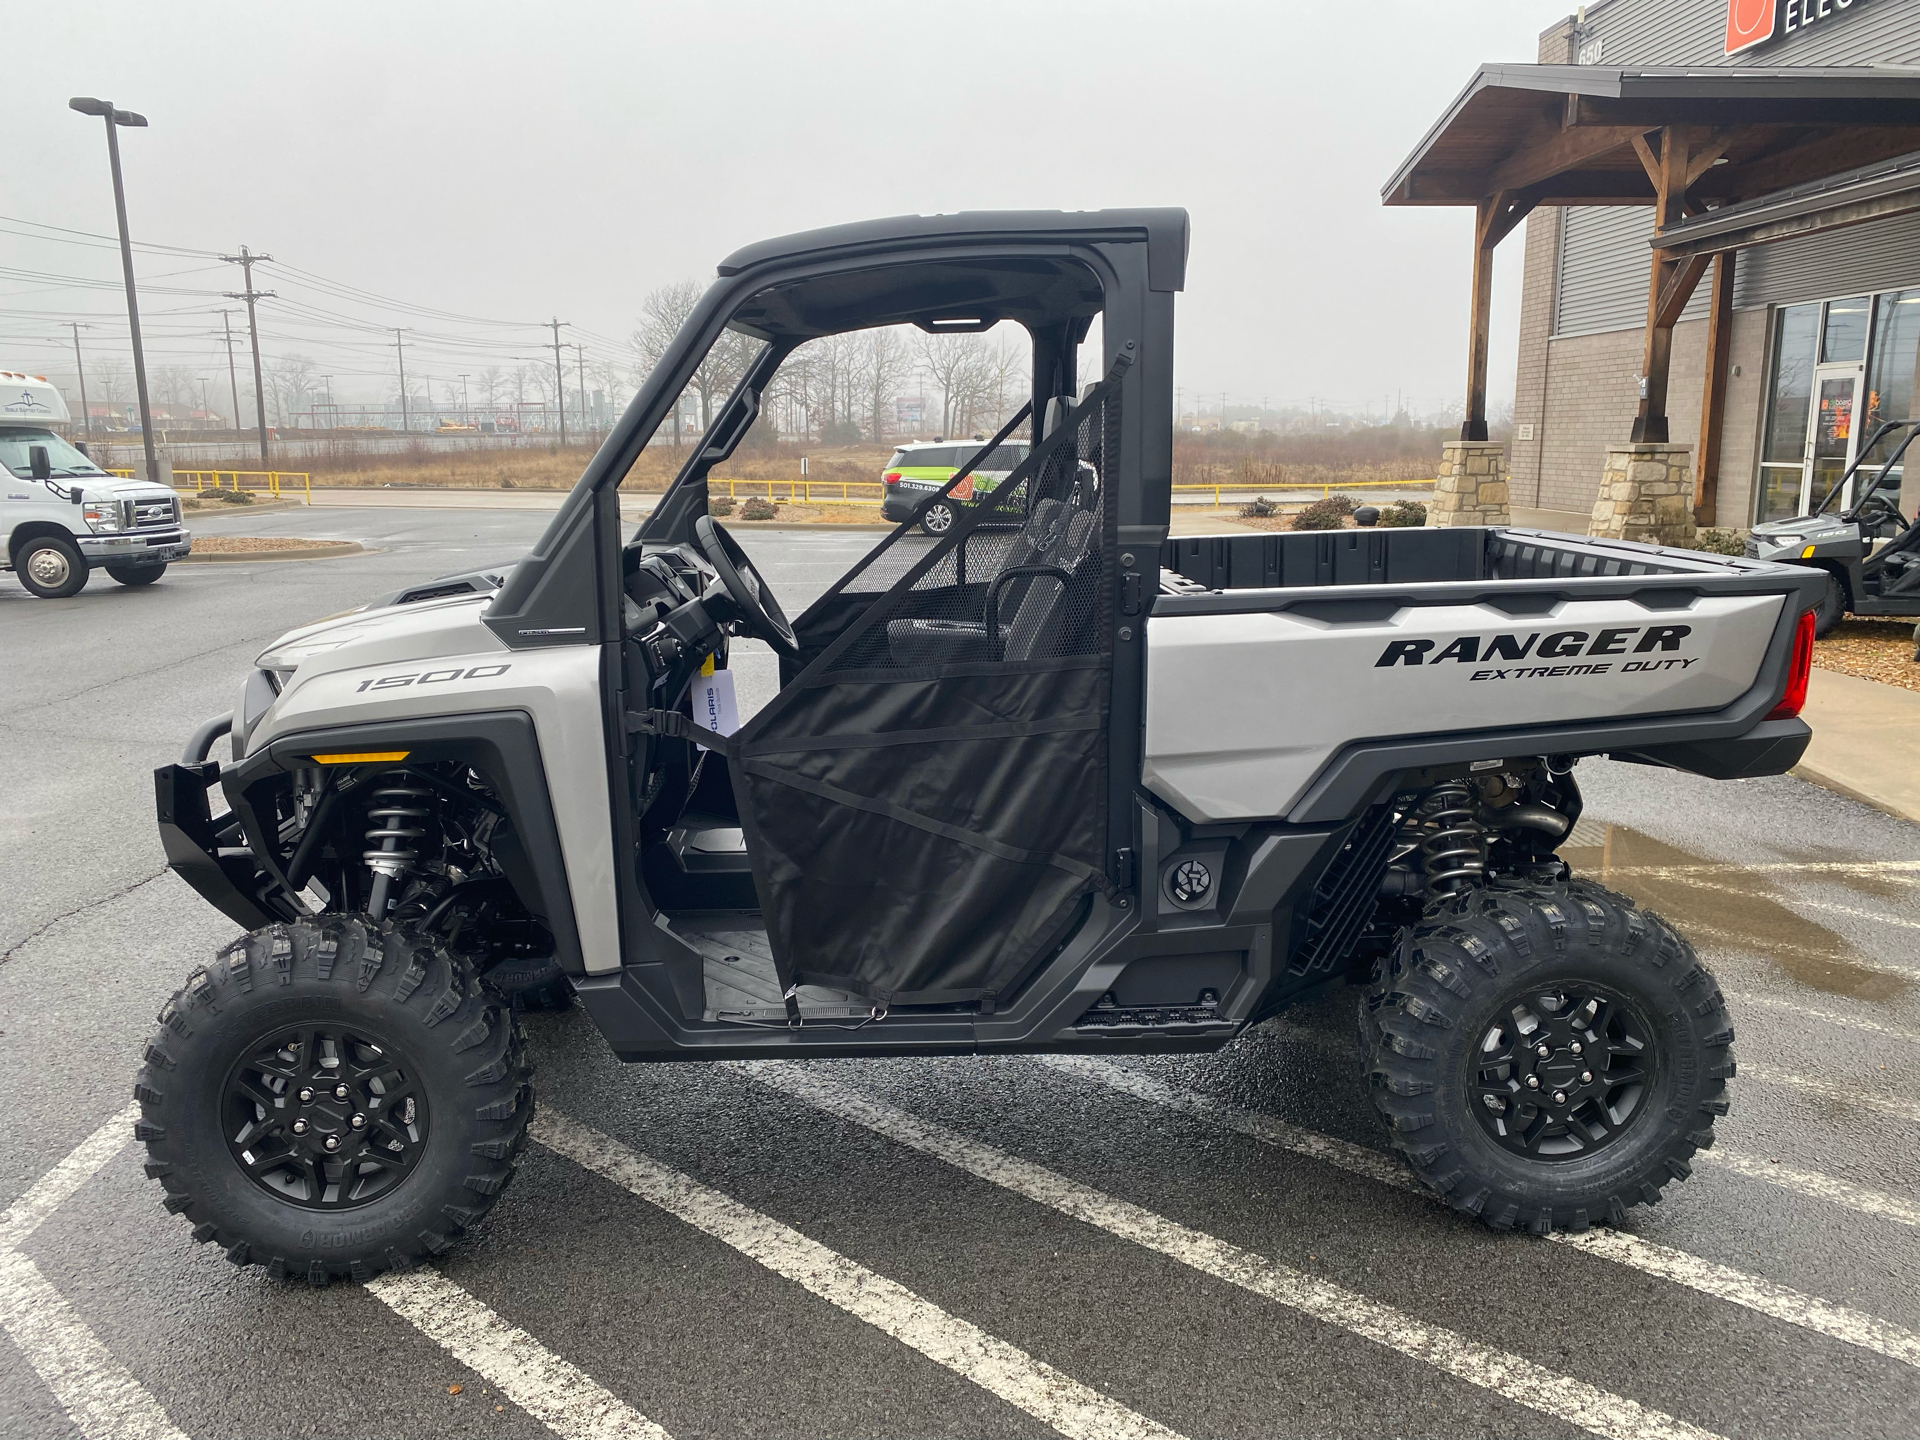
(2, 506), (1916, 1440)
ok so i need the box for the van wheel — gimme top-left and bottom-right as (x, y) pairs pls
(1811, 570), (1846, 637)
(135, 918), (534, 1284)
(15, 534), (90, 599)
(106, 561), (167, 586)
(919, 501), (955, 537)
(1359, 880), (1731, 1234)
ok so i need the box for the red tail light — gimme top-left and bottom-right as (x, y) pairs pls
(883, 471), (901, 487)
(1766, 609), (1817, 720)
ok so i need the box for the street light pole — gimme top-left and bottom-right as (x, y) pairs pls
(69, 97), (158, 484)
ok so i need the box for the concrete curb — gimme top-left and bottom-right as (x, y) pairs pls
(179, 541), (365, 564)
(178, 497), (307, 518)
(1791, 668), (1920, 825)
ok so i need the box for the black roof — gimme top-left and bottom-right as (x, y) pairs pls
(716, 208), (1191, 293)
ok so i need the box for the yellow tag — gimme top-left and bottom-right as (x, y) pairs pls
(700, 655), (715, 677)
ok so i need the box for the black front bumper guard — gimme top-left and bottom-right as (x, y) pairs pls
(154, 711), (297, 931)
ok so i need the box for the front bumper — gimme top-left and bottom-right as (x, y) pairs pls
(154, 758), (288, 931)
(78, 527), (191, 565)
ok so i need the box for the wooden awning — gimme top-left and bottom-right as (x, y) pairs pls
(1383, 63), (1920, 523)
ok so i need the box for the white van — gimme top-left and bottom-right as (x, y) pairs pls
(1, 372), (189, 598)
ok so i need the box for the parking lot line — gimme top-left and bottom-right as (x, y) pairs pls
(1723, 991), (1920, 1046)
(1038, 1057), (1920, 1369)
(366, 1267), (670, 1440)
(1693, 1150), (1920, 1226)
(1736, 1062), (1920, 1122)
(0, 1104), (184, 1440)
(533, 1108), (1185, 1440)
(745, 1063), (1726, 1440)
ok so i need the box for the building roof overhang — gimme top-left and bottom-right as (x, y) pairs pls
(1383, 64), (1920, 208)
(1650, 147), (1920, 256)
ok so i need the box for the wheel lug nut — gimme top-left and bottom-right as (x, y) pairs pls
(323, 1135), (340, 1152)
(1580, 1071), (1592, 1084)
(291, 1119), (308, 1135)
(1525, 1075), (1541, 1090)
(296, 1087), (314, 1104)
(1570, 1041), (1583, 1055)
(350, 1113), (366, 1130)
(333, 1083), (349, 1101)
(1552, 1090), (1567, 1105)
(1535, 1044), (1550, 1058)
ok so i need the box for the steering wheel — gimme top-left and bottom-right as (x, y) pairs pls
(1852, 493), (1907, 535)
(693, 515), (798, 652)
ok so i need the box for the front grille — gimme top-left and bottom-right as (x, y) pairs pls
(132, 496), (181, 531)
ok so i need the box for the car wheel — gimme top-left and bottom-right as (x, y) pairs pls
(1359, 879), (1730, 1234)
(919, 501), (955, 537)
(106, 561), (167, 587)
(15, 534), (90, 599)
(1811, 569), (1846, 637)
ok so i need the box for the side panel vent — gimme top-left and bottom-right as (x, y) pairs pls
(1289, 805), (1398, 976)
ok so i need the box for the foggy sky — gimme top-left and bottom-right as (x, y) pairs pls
(7, 1), (1564, 422)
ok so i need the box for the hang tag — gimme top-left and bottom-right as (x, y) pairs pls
(693, 666), (738, 751)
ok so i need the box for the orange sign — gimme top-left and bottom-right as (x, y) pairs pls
(1725, 0), (1776, 54)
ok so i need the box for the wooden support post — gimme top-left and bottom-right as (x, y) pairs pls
(1462, 198), (1498, 442)
(1633, 126), (1694, 443)
(1695, 249), (1736, 526)
(1460, 193), (1534, 443)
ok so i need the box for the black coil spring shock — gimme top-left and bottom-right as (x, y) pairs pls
(362, 773), (432, 918)
(1417, 780), (1486, 894)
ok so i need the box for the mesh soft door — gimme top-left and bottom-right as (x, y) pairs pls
(729, 377), (1122, 1006)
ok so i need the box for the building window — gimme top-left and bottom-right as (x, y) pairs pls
(1755, 290), (1920, 524)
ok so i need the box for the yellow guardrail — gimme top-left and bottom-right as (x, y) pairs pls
(707, 476), (1439, 508)
(175, 470), (312, 502)
(104, 468), (136, 478)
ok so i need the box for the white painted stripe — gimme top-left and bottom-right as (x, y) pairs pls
(0, 1104), (184, 1440)
(746, 1063), (1724, 1440)
(367, 1267), (670, 1440)
(1037, 1058), (1920, 1370)
(1694, 1151), (1920, 1227)
(0, 1104), (139, 1251)
(1739, 1062), (1920, 1123)
(534, 1108), (1181, 1440)
(1724, 991), (1920, 1047)
(0, 1249), (188, 1440)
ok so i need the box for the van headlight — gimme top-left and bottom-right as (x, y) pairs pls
(81, 500), (123, 533)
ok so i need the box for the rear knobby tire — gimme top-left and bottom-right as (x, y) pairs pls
(1811, 569), (1846, 637)
(1359, 880), (1732, 1234)
(135, 917), (534, 1284)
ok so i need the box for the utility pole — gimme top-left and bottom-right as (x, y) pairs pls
(573, 344), (588, 436)
(392, 330), (412, 432)
(459, 373), (470, 425)
(218, 311), (244, 441)
(546, 318), (569, 446)
(69, 97), (158, 484)
(66, 322), (95, 446)
(219, 244), (275, 464)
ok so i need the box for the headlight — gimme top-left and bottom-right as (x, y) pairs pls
(81, 500), (122, 533)
(255, 631), (359, 681)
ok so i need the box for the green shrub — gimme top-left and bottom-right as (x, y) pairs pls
(1292, 493), (1358, 531)
(709, 495), (736, 517)
(193, 487), (254, 505)
(1238, 495), (1278, 518)
(1377, 499), (1428, 527)
(1687, 527), (1746, 555)
(740, 496), (778, 521)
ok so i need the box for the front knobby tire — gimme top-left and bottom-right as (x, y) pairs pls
(135, 917), (534, 1285)
(1359, 880), (1732, 1234)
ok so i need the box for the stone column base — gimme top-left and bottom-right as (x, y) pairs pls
(1589, 443), (1696, 548)
(1432, 441), (1509, 527)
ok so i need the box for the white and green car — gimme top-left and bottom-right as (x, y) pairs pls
(881, 439), (1031, 534)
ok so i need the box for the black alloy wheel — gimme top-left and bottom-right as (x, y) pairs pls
(1469, 981), (1654, 1161)
(223, 1023), (431, 1209)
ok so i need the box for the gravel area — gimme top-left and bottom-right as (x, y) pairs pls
(187, 535), (348, 553)
(1815, 616), (1920, 692)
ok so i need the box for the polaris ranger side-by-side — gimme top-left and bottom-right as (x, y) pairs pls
(137, 211), (1821, 1282)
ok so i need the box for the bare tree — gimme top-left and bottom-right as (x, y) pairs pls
(268, 354), (316, 427)
(479, 367), (503, 413)
(917, 332), (1002, 438)
(865, 328), (913, 444)
(632, 278), (758, 432)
